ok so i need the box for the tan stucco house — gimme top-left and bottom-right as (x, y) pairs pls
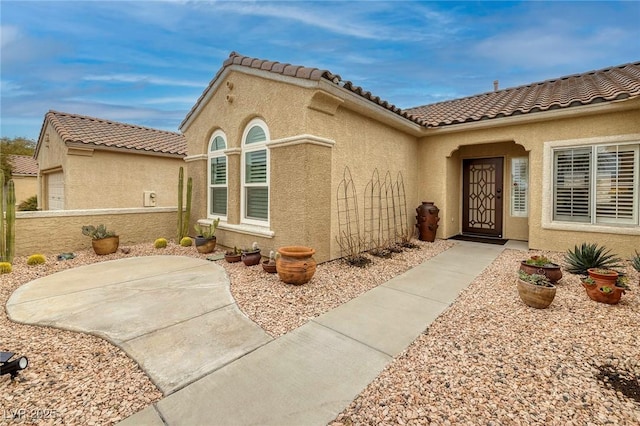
(34, 111), (186, 210)
(8, 154), (38, 206)
(181, 52), (639, 261)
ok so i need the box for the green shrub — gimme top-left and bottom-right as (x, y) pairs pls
(180, 237), (193, 247)
(27, 254), (46, 265)
(17, 195), (38, 211)
(564, 243), (621, 275)
(631, 251), (640, 273)
(154, 238), (168, 249)
(0, 262), (12, 274)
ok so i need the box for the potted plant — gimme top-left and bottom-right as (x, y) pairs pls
(516, 270), (556, 309)
(194, 218), (219, 254)
(276, 246), (317, 285)
(241, 242), (261, 266)
(82, 225), (119, 255)
(581, 275), (626, 305)
(262, 250), (277, 273)
(224, 246), (242, 263)
(587, 268), (619, 287)
(520, 255), (562, 283)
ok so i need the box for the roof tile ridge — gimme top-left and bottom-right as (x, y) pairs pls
(52, 110), (183, 137)
(46, 110), (75, 142)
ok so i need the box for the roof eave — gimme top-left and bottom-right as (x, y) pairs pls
(65, 141), (186, 159)
(423, 96), (640, 136)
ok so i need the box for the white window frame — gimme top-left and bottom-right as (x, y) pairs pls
(208, 130), (227, 221)
(241, 118), (270, 227)
(511, 157), (528, 217)
(542, 134), (640, 236)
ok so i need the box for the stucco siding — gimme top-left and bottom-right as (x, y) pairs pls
(12, 175), (38, 206)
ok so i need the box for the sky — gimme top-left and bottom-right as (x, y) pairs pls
(1, 0), (639, 141)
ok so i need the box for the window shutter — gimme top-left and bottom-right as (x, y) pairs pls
(511, 158), (528, 217)
(245, 150), (267, 183)
(245, 126), (266, 145)
(210, 157), (226, 185)
(211, 136), (226, 151)
(553, 148), (591, 222)
(211, 187), (227, 215)
(246, 187), (268, 219)
(595, 145), (637, 224)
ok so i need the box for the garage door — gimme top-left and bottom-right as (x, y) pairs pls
(47, 172), (64, 210)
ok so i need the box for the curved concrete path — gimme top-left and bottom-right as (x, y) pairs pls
(6, 256), (272, 395)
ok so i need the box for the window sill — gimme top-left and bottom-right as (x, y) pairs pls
(542, 220), (640, 236)
(202, 219), (275, 238)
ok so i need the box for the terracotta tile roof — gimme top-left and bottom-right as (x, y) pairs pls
(8, 155), (38, 176)
(180, 52), (428, 129)
(43, 111), (186, 156)
(406, 62), (640, 127)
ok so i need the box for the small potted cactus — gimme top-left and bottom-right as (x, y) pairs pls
(82, 225), (119, 255)
(194, 218), (219, 254)
(225, 246), (242, 263)
(242, 242), (261, 266)
(262, 250), (277, 273)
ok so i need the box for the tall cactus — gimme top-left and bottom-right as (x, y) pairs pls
(0, 173), (5, 261)
(182, 176), (192, 239)
(1, 174), (16, 263)
(177, 166), (184, 241)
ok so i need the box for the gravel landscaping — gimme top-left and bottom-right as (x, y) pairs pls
(0, 238), (452, 424)
(2, 241), (638, 424)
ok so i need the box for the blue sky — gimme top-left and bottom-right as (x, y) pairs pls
(1, 1), (639, 141)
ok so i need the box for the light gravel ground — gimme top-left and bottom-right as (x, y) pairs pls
(1, 239), (452, 424)
(332, 249), (640, 426)
(2, 242), (638, 425)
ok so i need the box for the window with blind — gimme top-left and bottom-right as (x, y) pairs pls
(208, 133), (227, 218)
(242, 119), (269, 224)
(511, 157), (528, 217)
(553, 143), (638, 225)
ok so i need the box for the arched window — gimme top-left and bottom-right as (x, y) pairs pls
(208, 130), (227, 219)
(241, 119), (269, 225)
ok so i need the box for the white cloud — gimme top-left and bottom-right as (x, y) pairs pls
(83, 74), (205, 88)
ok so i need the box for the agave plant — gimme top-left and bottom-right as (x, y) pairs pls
(564, 243), (622, 275)
(631, 250), (640, 273)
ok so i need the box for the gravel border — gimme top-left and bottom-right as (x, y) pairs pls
(332, 249), (640, 425)
(1, 239), (452, 424)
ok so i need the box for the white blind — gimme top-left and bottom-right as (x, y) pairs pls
(245, 150), (267, 183)
(595, 145), (638, 224)
(210, 187), (227, 216)
(210, 156), (226, 185)
(511, 157), (528, 217)
(246, 187), (268, 219)
(553, 148), (591, 222)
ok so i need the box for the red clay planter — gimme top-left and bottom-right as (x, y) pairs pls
(276, 246), (316, 285)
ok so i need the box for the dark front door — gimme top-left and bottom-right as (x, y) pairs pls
(462, 157), (504, 238)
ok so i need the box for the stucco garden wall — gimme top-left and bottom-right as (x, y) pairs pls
(14, 208), (178, 256)
(420, 101), (640, 257)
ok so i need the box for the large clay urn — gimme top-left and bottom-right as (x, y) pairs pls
(276, 246), (317, 285)
(92, 236), (119, 255)
(416, 201), (439, 242)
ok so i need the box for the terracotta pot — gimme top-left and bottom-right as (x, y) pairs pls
(582, 280), (625, 305)
(195, 236), (217, 254)
(587, 268), (618, 288)
(225, 253), (241, 263)
(276, 246), (317, 285)
(519, 261), (563, 283)
(262, 260), (277, 273)
(92, 236), (119, 255)
(241, 250), (261, 266)
(516, 278), (556, 309)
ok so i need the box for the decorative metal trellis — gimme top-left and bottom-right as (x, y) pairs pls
(336, 167), (361, 257)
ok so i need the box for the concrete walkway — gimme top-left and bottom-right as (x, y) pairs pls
(6, 256), (272, 395)
(120, 240), (526, 425)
